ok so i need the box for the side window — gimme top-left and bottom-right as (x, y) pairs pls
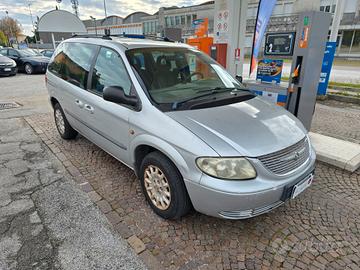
(91, 47), (132, 95)
(62, 43), (97, 89)
(8, 49), (19, 57)
(0, 49), (7, 55)
(48, 43), (64, 76)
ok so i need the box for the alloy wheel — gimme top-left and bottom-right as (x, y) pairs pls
(144, 165), (171, 210)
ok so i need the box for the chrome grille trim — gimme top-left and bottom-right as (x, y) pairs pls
(258, 137), (310, 175)
(219, 201), (284, 219)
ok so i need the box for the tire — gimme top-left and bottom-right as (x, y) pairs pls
(140, 151), (192, 219)
(24, 63), (33, 74)
(54, 103), (78, 140)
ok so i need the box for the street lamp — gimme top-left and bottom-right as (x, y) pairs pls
(5, 11), (16, 46)
(90, 16), (97, 36)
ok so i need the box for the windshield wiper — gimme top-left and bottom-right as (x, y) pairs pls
(196, 86), (249, 94)
(171, 87), (247, 110)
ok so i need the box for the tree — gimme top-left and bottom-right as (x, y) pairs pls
(0, 30), (7, 46)
(0, 17), (22, 44)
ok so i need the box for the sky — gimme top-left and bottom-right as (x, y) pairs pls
(0, 0), (203, 36)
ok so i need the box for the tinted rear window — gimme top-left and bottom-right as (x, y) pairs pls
(48, 42), (97, 89)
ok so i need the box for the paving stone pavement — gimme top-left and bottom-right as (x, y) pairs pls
(25, 112), (360, 270)
(0, 117), (146, 270)
(312, 101), (360, 144)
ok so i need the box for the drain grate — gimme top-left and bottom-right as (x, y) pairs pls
(0, 102), (21, 110)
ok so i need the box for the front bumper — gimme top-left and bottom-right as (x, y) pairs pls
(0, 66), (17, 76)
(184, 149), (316, 219)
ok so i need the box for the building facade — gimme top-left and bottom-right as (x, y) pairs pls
(81, 0), (360, 57)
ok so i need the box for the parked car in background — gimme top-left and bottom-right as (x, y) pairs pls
(41, 49), (54, 58)
(0, 48), (49, 74)
(0, 53), (17, 76)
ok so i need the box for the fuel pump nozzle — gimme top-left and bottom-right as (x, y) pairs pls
(286, 64), (301, 110)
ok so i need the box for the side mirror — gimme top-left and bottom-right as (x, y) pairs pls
(103, 86), (138, 107)
(235, 75), (243, 84)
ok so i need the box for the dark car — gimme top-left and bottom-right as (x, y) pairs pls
(41, 49), (54, 58)
(0, 48), (49, 74)
(0, 53), (17, 76)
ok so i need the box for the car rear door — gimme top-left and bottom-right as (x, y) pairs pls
(47, 42), (98, 135)
(74, 46), (134, 166)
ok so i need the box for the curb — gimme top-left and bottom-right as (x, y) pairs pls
(309, 132), (360, 173)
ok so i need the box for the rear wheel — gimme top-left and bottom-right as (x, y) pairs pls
(54, 103), (78, 140)
(24, 63), (33, 74)
(140, 151), (192, 219)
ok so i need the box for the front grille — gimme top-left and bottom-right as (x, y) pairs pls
(258, 137), (310, 175)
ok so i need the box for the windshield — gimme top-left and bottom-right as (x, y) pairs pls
(19, 49), (41, 57)
(126, 47), (246, 105)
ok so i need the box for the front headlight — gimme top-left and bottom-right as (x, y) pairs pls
(196, 157), (256, 180)
(10, 60), (16, 67)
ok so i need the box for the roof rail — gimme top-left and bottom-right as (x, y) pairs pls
(104, 33), (175, 42)
(71, 33), (175, 42)
(71, 34), (112, 40)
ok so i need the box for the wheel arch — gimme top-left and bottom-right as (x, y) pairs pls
(131, 135), (190, 179)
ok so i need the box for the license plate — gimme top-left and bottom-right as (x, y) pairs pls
(292, 174), (313, 199)
(4, 68), (11, 71)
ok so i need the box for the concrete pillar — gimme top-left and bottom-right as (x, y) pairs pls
(330, 0), (346, 42)
(214, 0), (248, 77)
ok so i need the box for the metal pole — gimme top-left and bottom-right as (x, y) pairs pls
(330, 0), (346, 42)
(5, 11), (16, 46)
(28, 3), (39, 51)
(103, 0), (108, 18)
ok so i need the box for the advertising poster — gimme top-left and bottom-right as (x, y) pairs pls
(256, 59), (283, 84)
(249, 0), (277, 75)
(317, 42), (336, 96)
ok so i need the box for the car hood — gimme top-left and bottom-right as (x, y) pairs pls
(23, 56), (49, 63)
(166, 97), (307, 157)
(0, 55), (13, 64)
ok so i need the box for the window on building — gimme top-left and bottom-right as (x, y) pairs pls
(192, 14), (197, 21)
(352, 30), (360, 53)
(181, 15), (185, 25)
(325, 5), (330, 12)
(186, 15), (191, 26)
(320, 6), (325, 11)
(175, 16), (180, 25)
(165, 17), (170, 27)
(91, 47), (132, 95)
(170, 16), (175, 26)
(339, 30), (354, 53)
(331, 4), (336, 13)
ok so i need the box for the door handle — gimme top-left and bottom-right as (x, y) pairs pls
(84, 104), (94, 114)
(75, 99), (84, 108)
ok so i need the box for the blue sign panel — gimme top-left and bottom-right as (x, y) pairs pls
(256, 59), (283, 84)
(317, 42), (336, 96)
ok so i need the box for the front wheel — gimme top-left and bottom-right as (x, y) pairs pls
(24, 63), (33, 74)
(54, 103), (78, 140)
(140, 151), (192, 219)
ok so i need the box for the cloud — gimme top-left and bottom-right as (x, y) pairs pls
(0, 0), (204, 35)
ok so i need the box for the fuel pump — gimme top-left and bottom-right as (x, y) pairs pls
(244, 11), (331, 131)
(286, 11), (331, 130)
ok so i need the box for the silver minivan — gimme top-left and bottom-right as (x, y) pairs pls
(46, 37), (316, 220)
